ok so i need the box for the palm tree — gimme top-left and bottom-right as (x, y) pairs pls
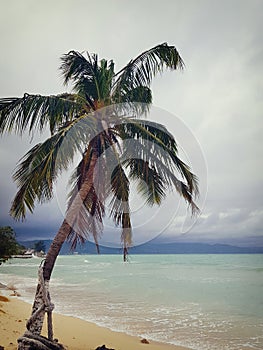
(0, 43), (199, 349)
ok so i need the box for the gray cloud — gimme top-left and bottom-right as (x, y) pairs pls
(0, 0), (262, 246)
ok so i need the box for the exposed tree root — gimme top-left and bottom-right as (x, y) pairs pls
(17, 331), (65, 350)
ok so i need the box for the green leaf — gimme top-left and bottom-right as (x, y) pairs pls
(0, 93), (85, 135)
(113, 42), (184, 101)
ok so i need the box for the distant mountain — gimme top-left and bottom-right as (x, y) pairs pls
(130, 241), (263, 254)
(19, 239), (103, 255)
(19, 239), (263, 255)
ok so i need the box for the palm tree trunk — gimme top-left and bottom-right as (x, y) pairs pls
(26, 219), (72, 336)
(18, 150), (98, 349)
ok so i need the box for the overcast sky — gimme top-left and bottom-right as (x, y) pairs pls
(0, 0), (262, 247)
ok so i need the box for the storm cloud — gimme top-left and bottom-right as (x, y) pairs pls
(0, 0), (262, 247)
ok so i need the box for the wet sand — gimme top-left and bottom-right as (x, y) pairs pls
(0, 294), (191, 350)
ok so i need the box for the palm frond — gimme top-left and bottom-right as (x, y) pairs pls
(127, 158), (166, 205)
(110, 164), (129, 219)
(10, 137), (62, 220)
(110, 164), (132, 260)
(60, 51), (115, 105)
(113, 43), (184, 101)
(66, 145), (107, 249)
(60, 51), (96, 85)
(0, 93), (86, 135)
(113, 85), (152, 104)
(125, 152), (198, 214)
(10, 116), (98, 220)
(62, 121), (124, 251)
(66, 184), (105, 251)
(118, 119), (199, 213)
(65, 122), (121, 247)
(112, 87), (152, 117)
(95, 58), (115, 102)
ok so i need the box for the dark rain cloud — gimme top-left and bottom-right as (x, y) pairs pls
(0, 0), (262, 245)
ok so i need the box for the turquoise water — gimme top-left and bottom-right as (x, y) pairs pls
(1, 254), (263, 349)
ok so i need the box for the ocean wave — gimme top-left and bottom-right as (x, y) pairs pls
(1, 254), (262, 350)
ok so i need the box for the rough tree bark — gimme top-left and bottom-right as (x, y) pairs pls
(17, 151), (98, 350)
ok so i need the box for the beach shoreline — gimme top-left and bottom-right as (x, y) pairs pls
(0, 294), (191, 350)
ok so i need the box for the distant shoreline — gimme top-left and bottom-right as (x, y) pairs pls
(18, 239), (263, 255)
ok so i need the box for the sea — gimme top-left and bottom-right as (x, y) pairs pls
(0, 254), (263, 350)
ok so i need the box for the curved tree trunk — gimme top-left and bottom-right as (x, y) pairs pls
(18, 150), (98, 350)
(25, 220), (72, 337)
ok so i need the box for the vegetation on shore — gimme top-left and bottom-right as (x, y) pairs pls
(0, 226), (24, 265)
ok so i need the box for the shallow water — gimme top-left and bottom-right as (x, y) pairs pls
(1, 254), (263, 349)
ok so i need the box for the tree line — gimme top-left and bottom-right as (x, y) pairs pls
(0, 226), (46, 264)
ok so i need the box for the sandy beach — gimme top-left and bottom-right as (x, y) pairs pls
(0, 294), (191, 350)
